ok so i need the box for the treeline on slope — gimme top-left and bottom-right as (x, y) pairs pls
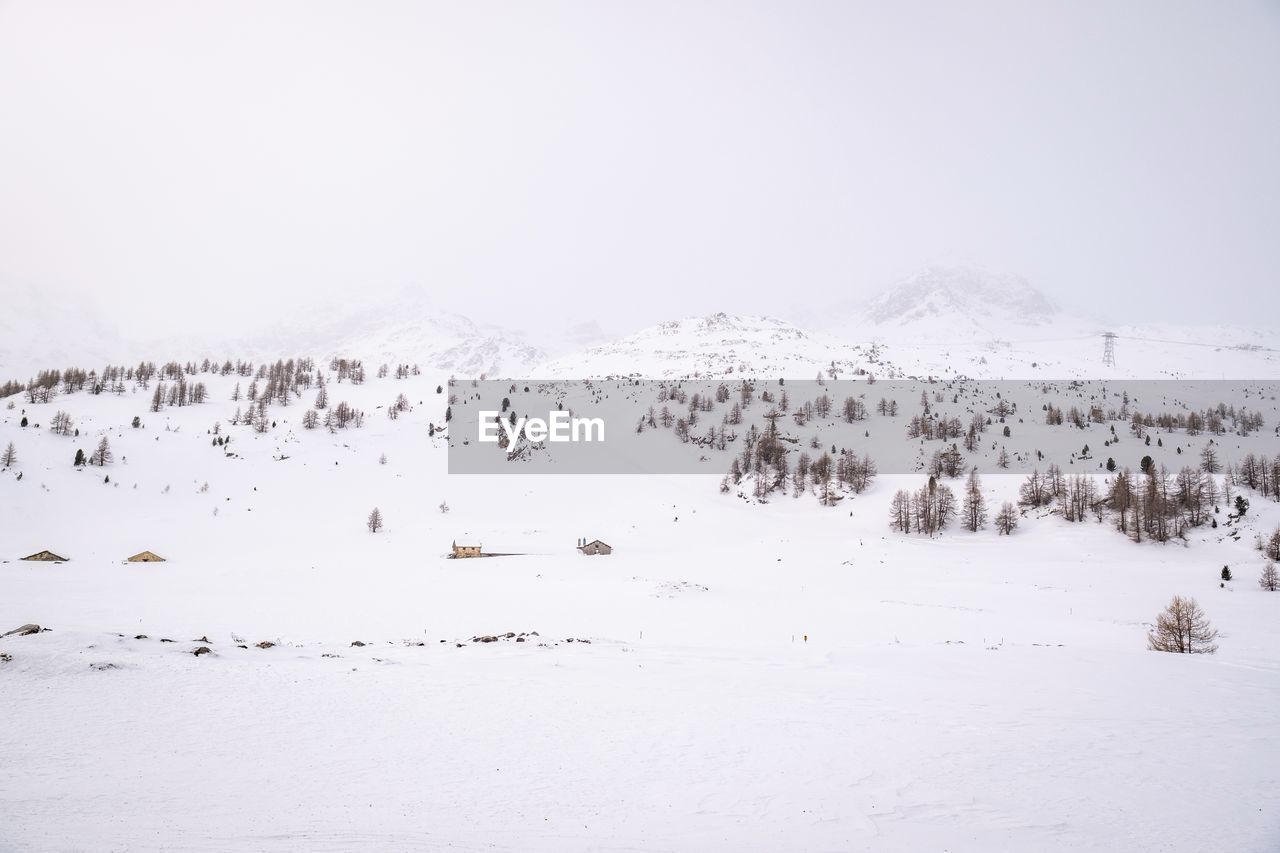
(2, 357), (447, 450)
(626, 379), (880, 505)
(719, 418), (878, 505)
(0, 356), (435, 404)
(889, 453), (1280, 548)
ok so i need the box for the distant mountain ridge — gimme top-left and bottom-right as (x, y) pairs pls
(5, 268), (1278, 381)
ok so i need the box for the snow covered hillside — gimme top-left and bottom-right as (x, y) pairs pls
(7, 267), (1274, 384)
(817, 267), (1280, 381)
(537, 312), (894, 379)
(3, 363), (1279, 851)
(533, 268), (1280, 382)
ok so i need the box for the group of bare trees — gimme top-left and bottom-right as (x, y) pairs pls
(0, 357), (335, 406)
(330, 358), (366, 384)
(889, 475), (957, 536)
(928, 445), (967, 479)
(886, 467), (1017, 537)
(884, 456), (1239, 543)
(375, 363), (421, 380)
(723, 416), (877, 505)
(1012, 462), (1226, 545)
(656, 380), (895, 505)
(1033, 386), (1263, 440)
(1107, 466), (1221, 543)
(225, 370), (367, 435)
(297, 400), (364, 432)
(0, 359), (293, 408)
(149, 378), (209, 412)
(1231, 453), (1280, 502)
(1128, 404), (1265, 438)
(50, 410), (74, 436)
(386, 393), (411, 420)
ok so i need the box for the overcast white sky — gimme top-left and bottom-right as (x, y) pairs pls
(1, 0), (1277, 339)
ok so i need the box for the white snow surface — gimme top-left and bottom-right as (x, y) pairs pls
(2, 366), (1279, 852)
(536, 312), (879, 380)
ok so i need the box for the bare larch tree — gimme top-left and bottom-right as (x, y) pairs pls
(1147, 595), (1218, 654)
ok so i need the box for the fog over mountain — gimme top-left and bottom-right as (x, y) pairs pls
(2, 1), (1278, 342)
(4, 264), (1278, 382)
(862, 267), (1059, 330)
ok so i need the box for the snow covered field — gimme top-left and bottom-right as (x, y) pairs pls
(3, 0), (1277, 842)
(3, 368), (1279, 852)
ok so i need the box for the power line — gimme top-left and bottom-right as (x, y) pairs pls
(1112, 333), (1280, 354)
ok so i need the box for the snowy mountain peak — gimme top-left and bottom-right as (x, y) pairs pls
(865, 266), (1059, 331)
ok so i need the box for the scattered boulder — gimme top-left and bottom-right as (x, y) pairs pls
(192, 646), (212, 656)
(193, 635), (211, 643)
(89, 662), (119, 671)
(255, 641), (275, 649)
(159, 638), (174, 643)
(2, 624), (41, 638)
(515, 637), (525, 643)
(134, 634), (147, 640)
(350, 640), (366, 647)
(0, 652), (12, 663)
